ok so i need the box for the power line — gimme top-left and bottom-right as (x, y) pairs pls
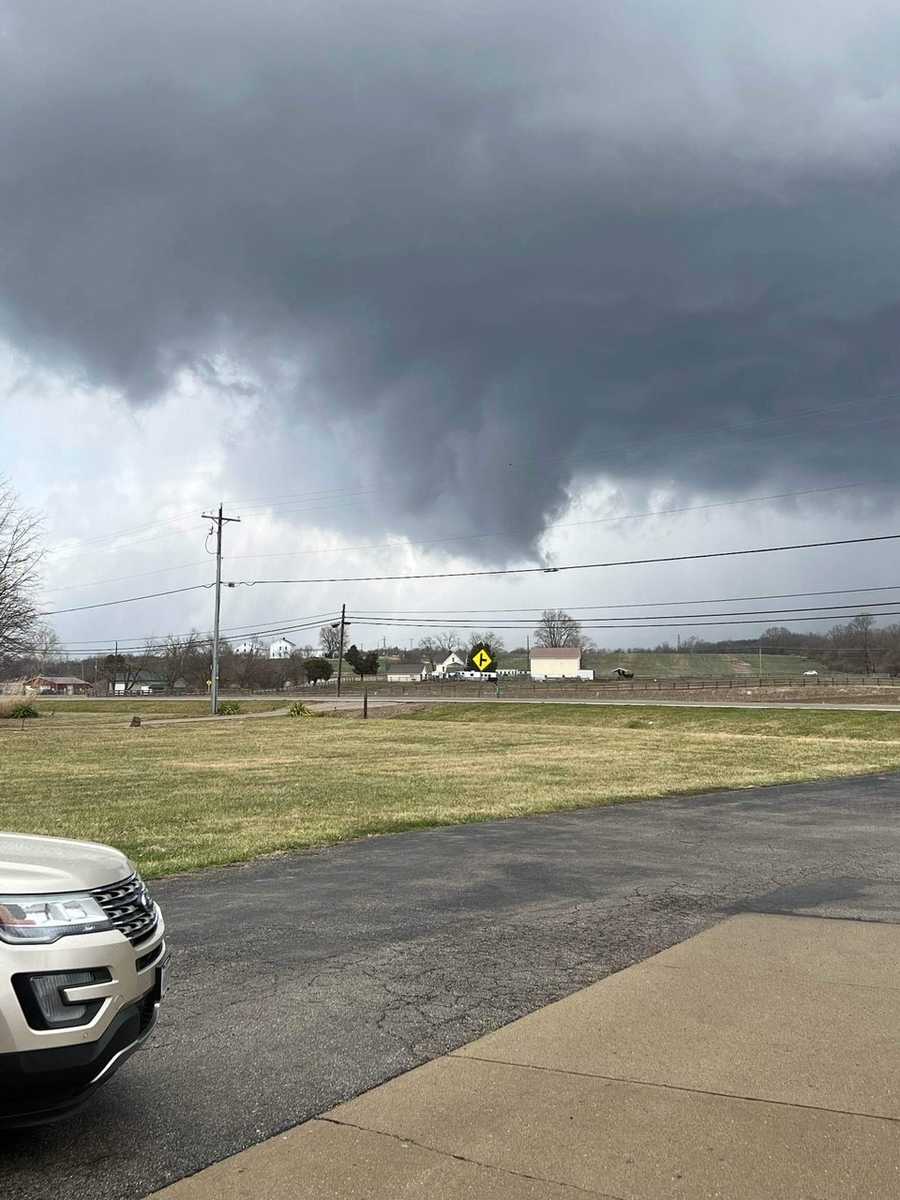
(46, 510), (201, 552)
(37, 594), (895, 651)
(219, 481), (877, 567)
(44, 487), (372, 550)
(349, 598), (900, 626)
(46, 610), (342, 650)
(227, 488), (376, 512)
(40, 561), (212, 595)
(351, 583), (900, 616)
(353, 611), (900, 632)
(46, 578), (900, 644)
(38, 480), (880, 597)
(230, 531), (900, 588)
(44, 491), (376, 562)
(33, 389), (900, 570)
(39, 583), (214, 617)
(45, 616), (336, 657)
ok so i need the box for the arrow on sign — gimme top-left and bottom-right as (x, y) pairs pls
(472, 648), (494, 671)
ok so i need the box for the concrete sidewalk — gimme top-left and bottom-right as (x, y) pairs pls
(152, 914), (900, 1199)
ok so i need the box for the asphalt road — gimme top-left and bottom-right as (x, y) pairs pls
(322, 694), (900, 712)
(3, 774), (899, 1199)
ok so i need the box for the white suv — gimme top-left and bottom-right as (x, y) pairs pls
(0, 833), (167, 1126)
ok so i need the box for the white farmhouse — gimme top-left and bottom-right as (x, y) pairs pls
(234, 637), (264, 655)
(429, 651), (467, 677)
(269, 637), (296, 660)
(529, 646), (593, 680)
(385, 651), (469, 682)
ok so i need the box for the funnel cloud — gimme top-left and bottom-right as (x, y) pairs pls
(3, 1), (900, 553)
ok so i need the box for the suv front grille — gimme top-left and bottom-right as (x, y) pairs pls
(91, 874), (159, 947)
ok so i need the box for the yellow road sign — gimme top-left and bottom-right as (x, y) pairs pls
(472, 647), (494, 672)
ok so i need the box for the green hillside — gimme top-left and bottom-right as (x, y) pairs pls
(496, 651), (831, 678)
(584, 652), (828, 678)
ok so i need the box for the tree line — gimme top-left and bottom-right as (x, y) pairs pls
(3, 473), (894, 685)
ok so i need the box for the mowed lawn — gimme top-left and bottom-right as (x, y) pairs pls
(17, 697), (287, 726)
(3, 703), (900, 878)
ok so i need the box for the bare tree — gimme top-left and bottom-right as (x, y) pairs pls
(467, 631), (505, 654)
(432, 630), (460, 654)
(152, 633), (201, 691)
(319, 623), (342, 657)
(31, 627), (61, 665)
(534, 609), (582, 648)
(102, 642), (155, 693)
(0, 479), (46, 659)
(849, 613), (876, 674)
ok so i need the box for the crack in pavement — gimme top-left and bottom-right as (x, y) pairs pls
(318, 1116), (626, 1199)
(3, 773), (899, 1200)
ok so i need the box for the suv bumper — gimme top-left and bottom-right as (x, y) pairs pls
(0, 911), (167, 1125)
(0, 973), (164, 1126)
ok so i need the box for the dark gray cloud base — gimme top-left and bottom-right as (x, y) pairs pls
(4, 1), (900, 551)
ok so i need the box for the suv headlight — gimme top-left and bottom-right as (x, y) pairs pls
(0, 894), (112, 944)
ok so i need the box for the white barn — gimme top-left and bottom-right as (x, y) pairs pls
(386, 662), (428, 682)
(529, 647), (593, 680)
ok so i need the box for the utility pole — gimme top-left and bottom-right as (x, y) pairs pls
(336, 604), (347, 698)
(202, 504), (241, 714)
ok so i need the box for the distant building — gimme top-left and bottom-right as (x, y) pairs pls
(529, 647), (593, 681)
(386, 661), (430, 683)
(269, 637), (296, 660)
(113, 676), (169, 695)
(384, 651), (468, 682)
(429, 651), (467, 677)
(26, 675), (93, 696)
(234, 637), (264, 655)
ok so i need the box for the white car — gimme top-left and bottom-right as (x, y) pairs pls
(0, 833), (168, 1126)
(803, 670), (819, 677)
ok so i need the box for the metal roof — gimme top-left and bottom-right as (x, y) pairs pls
(529, 647), (582, 659)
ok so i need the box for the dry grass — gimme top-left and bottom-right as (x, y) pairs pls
(2, 703), (900, 878)
(0, 697), (287, 727)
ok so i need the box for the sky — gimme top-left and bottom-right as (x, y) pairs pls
(3, 1), (900, 658)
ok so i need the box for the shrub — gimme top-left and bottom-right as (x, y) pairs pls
(0, 698), (40, 719)
(287, 701), (316, 718)
(302, 656), (333, 685)
(218, 700), (242, 716)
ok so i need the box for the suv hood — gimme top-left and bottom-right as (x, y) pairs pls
(0, 833), (133, 895)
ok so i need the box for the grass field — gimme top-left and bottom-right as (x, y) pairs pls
(2, 703), (900, 878)
(3, 697), (287, 726)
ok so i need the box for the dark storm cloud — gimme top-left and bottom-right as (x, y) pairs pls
(4, 0), (900, 551)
